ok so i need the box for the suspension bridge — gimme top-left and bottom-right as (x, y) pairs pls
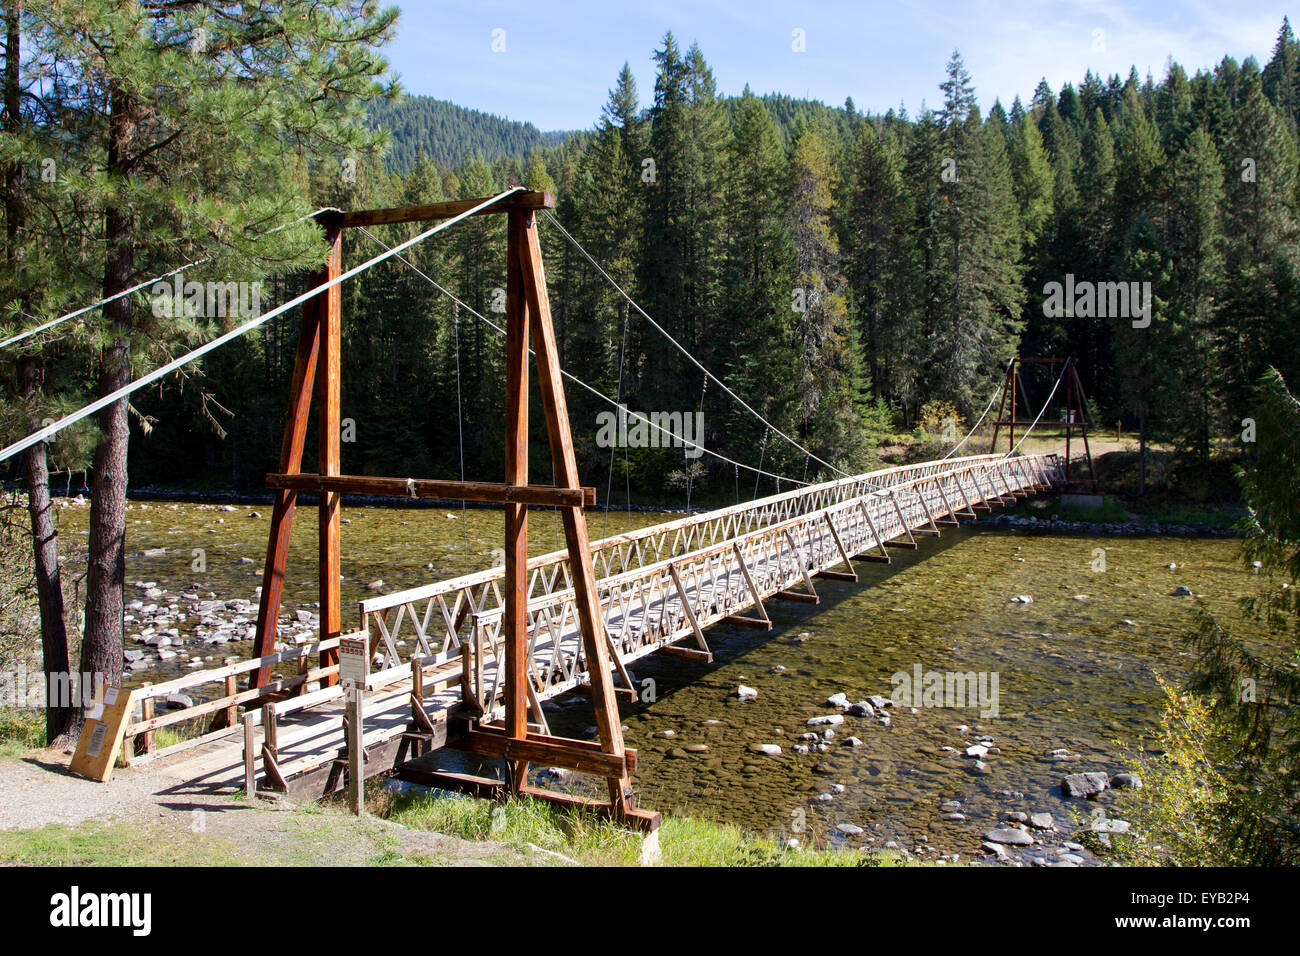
(0, 189), (1085, 831)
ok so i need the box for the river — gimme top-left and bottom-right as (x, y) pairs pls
(54, 496), (1266, 859)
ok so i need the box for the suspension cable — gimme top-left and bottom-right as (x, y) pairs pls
(942, 359), (1012, 460)
(0, 189), (524, 464)
(356, 227), (812, 488)
(539, 210), (850, 479)
(0, 206), (342, 350)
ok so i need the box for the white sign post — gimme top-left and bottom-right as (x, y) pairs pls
(339, 636), (369, 815)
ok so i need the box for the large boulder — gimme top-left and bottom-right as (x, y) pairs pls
(1061, 771), (1110, 798)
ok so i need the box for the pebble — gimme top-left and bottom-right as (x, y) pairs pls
(750, 743), (781, 756)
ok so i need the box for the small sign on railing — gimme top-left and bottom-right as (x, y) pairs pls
(339, 635), (369, 688)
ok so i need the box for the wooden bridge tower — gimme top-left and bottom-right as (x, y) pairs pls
(248, 191), (653, 829)
(989, 356), (1099, 493)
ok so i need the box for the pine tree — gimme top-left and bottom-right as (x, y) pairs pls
(719, 88), (797, 469)
(846, 122), (916, 406)
(6, 1), (396, 736)
(788, 120), (864, 468)
(1163, 127), (1225, 471)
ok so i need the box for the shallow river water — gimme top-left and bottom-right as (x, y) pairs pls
(56, 497), (1266, 859)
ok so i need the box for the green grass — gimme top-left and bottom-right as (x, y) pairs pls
(1127, 500), (1243, 530)
(377, 790), (905, 867)
(0, 820), (246, 866)
(0, 707), (45, 757)
(1019, 495), (1131, 523)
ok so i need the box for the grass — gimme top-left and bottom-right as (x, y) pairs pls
(0, 820), (243, 866)
(0, 707), (45, 758)
(373, 788), (905, 867)
(1016, 495), (1131, 524)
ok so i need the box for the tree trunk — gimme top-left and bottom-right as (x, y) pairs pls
(7, 4), (74, 745)
(20, 360), (75, 745)
(76, 84), (135, 737)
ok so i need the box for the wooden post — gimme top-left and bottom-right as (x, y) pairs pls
(243, 712), (257, 801)
(250, 260), (325, 686)
(346, 685), (365, 815)
(224, 674), (237, 728)
(517, 210), (631, 815)
(503, 208), (531, 793)
(137, 692), (155, 756)
(318, 222), (344, 685)
(1009, 360), (1017, 453)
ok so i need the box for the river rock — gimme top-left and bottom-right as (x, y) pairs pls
(806, 714), (844, 727)
(366, 579), (384, 591)
(985, 827), (1034, 846)
(1062, 771), (1110, 798)
(750, 743), (781, 756)
(1005, 811), (1029, 823)
(1171, 585), (1193, 596)
(867, 695), (893, 710)
(843, 736), (863, 748)
(1090, 819), (1131, 834)
(1110, 772), (1143, 790)
(737, 685), (758, 700)
(836, 823), (864, 836)
(982, 841), (1009, 859)
(1029, 812), (1054, 830)
(965, 744), (988, 758)
(826, 692), (851, 710)
(848, 700), (876, 717)
(1011, 594), (1034, 604)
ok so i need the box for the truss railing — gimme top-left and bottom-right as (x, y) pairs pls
(359, 453), (1064, 711)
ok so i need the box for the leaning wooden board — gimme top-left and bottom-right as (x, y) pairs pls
(69, 685), (137, 782)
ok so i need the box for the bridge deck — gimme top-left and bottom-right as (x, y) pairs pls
(135, 453), (1063, 798)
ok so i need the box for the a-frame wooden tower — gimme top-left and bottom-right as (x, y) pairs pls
(247, 191), (654, 829)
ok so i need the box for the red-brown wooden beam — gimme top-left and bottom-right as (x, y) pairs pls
(251, 262), (325, 687)
(503, 207), (530, 793)
(265, 473), (593, 507)
(317, 223), (343, 686)
(517, 209), (633, 816)
(338, 192), (554, 229)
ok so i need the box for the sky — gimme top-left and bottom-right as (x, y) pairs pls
(381, 1), (1295, 131)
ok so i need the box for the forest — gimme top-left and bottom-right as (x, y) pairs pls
(8, 21), (1300, 510)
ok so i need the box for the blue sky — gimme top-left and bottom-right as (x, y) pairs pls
(383, 1), (1295, 130)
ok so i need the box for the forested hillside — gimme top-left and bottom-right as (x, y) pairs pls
(367, 95), (576, 170)
(30, 23), (1300, 506)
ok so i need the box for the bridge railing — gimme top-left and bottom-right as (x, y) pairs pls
(455, 452), (1063, 716)
(355, 453), (1029, 669)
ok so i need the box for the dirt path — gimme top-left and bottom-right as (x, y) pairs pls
(0, 747), (526, 866)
